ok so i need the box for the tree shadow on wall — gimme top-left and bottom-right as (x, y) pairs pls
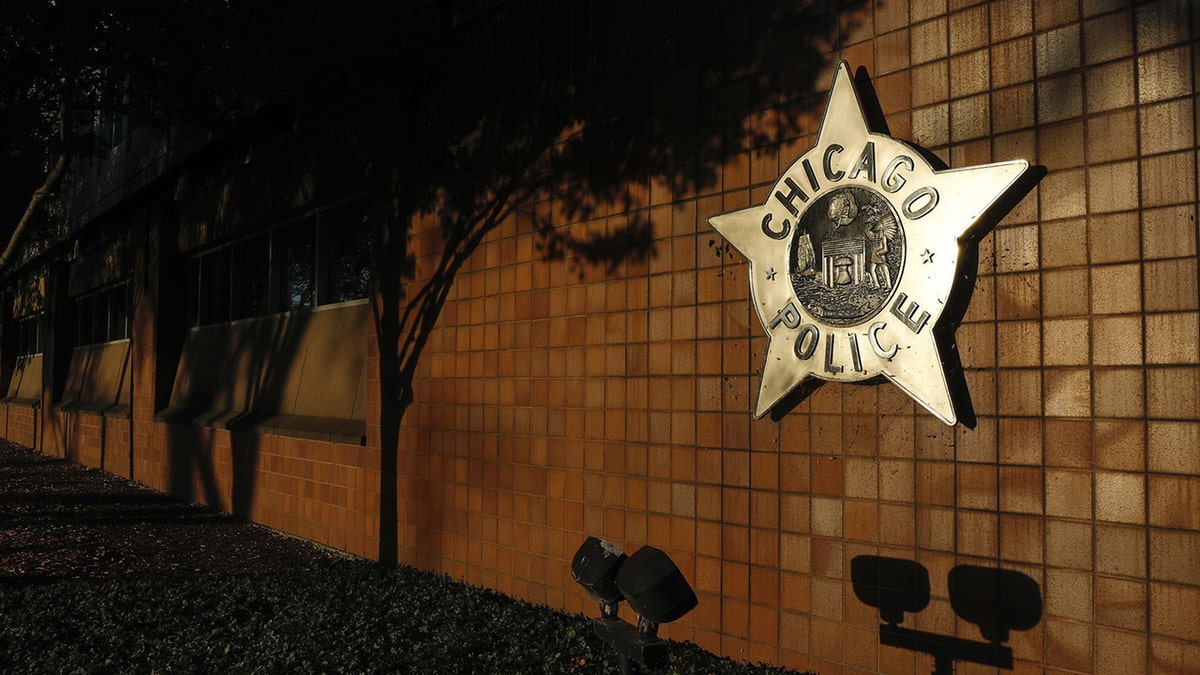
(851, 555), (1043, 673)
(160, 249), (316, 522)
(319, 0), (864, 566)
(150, 0), (862, 564)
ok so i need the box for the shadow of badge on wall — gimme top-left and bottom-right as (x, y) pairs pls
(708, 62), (1044, 426)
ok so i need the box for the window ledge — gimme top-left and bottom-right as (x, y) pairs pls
(2, 396), (41, 409)
(55, 400), (131, 419)
(155, 407), (366, 446)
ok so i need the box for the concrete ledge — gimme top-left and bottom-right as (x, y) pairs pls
(56, 341), (131, 417)
(55, 400), (131, 419)
(5, 355), (44, 404)
(160, 302), (368, 447)
(155, 407), (366, 446)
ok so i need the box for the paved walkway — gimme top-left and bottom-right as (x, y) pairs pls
(0, 440), (335, 586)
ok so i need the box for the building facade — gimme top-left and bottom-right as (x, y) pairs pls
(3, 1), (1199, 672)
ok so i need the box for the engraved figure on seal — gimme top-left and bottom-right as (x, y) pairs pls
(828, 191), (859, 227)
(864, 205), (899, 289)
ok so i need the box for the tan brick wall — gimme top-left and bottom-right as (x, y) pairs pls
(0, 404), (39, 449)
(131, 422), (380, 561)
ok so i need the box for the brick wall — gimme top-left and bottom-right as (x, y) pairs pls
(1, 405), (38, 449)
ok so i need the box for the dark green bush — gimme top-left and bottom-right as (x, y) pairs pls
(0, 559), (805, 674)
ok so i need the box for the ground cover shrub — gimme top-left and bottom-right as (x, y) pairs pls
(0, 558), (805, 674)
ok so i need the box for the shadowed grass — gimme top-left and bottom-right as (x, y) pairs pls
(0, 442), (809, 674)
(0, 558), (807, 674)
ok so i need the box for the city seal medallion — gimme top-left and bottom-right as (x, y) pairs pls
(708, 62), (1043, 426)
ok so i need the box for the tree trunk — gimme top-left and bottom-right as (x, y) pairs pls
(0, 95), (73, 276)
(0, 152), (70, 274)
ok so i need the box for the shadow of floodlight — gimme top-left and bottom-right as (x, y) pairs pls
(850, 555), (931, 624)
(571, 538), (697, 674)
(948, 564), (1043, 643)
(850, 555), (1043, 675)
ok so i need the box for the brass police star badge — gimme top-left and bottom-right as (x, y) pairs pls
(708, 62), (1042, 426)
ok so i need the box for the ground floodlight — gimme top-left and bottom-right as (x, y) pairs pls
(615, 545), (698, 633)
(571, 537), (627, 618)
(575, 539), (697, 672)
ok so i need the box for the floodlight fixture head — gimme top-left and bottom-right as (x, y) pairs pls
(571, 537), (627, 617)
(615, 545), (698, 632)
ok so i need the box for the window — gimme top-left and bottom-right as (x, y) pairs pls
(76, 294), (94, 346)
(16, 314), (42, 357)
(90, 290), (110, 343)
(93, 110), (126, 150)
(323, 201), (372, 304)
(187, 199), (372, 327)
(75, 283), (130, 346)
(199, 247), (231, 325)
(234, 234), (270, 320)
(109, 289), (129, 341)
(280, 218), (317, 311)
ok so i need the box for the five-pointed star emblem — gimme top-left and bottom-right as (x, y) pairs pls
(708, 62), (1042, 426)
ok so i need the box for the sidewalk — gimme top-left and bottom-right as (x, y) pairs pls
(0, 440), (337, 585)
